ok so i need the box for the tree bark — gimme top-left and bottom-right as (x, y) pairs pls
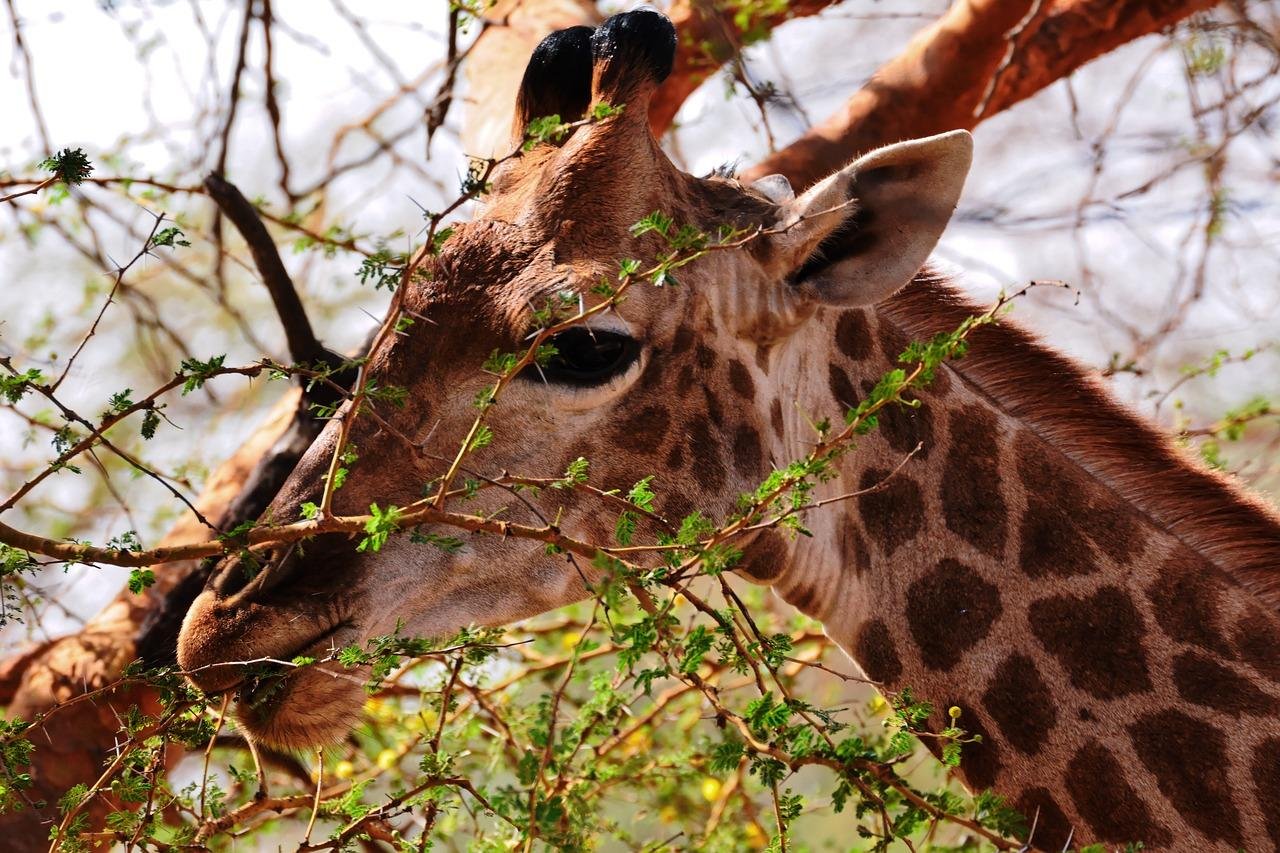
(742, 0), (1220, 188)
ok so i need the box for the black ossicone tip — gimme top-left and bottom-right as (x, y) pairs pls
(591, 9), (677, 88)
(516, 25), (596, 132)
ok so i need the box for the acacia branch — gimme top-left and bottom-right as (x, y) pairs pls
(742, 0), (1221, 188)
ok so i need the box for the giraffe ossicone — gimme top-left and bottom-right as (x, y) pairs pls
(177, 10), (1280, 850)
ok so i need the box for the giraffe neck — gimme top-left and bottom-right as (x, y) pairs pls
(756, 280), (1280, 851)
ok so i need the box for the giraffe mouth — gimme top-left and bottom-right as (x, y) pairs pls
(234, 619), (351, 703)
(231, 620), (367, 748)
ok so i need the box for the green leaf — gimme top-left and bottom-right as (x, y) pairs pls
(39, 148), (93, 185)
(626, 476), (655, 512)
(357, 503), (403, 553)
(178, 355), (226, 395)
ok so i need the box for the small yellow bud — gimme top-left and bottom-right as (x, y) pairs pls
(869, 695), (888, 714)
(334, 760), (356, 780)
(948, 705), (962, 720)
(623, 729), (651, 755)
(376, 748), (398, 771)
(659, 805), (679, 824)
(560, 631), (583, 651)
(745, 823), (768, 849)
(700, 777), (722, 802)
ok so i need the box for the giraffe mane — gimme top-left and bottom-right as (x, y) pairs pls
(882, 271), (1280, 610)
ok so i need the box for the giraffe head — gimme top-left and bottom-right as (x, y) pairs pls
(177, 9), (972, 747)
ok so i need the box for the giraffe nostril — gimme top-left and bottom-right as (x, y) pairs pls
(209, 534), (354, 607)
(208, 552), (258, 597)
(208, 544), (294, 604)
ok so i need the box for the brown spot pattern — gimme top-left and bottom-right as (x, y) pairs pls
(941, 405), (1007, 558)
(1017, 503), (1098, 578)
(835, 310), (872, 361)
(737, 530), (788, 582)
(1146, 552), (1232, 655)
(664, 440), (685, 470)
(732, 424), (764, 476)
(1251, 737), (1280, 845)
(754, 344), (771, 373)
(1016, 788), (1073, 852)
(1129, 710), (1242, 847)
(1234, 605), (1280, 684)
(1029, 586), (1152, 699)
(954, 711), (1001, 791)
(876, 391), (933, 457)
(770, 398), (785, 440)
(828, 364), (857, 410)
(982, 654), (1057, 755)
(839, 515), (871, 576)
(1076, 495), (1143, 565)
(676, 364), (696, 394)
(860, 384), (934, 451)
(1015, 432), (1146, 565)
(857, 468), (924, 557)
(695, 342), (716, 370)
(787, 583), (818, 614)
(925, 361), (951, 397)
(614, 405), (669, 453)
(906, 559), (1002, 670)
(727, 359), (754, 398)
(703, 387), (725, 427)
(1066, 742), (1171, 846)
(877, 320), (909, 366)
(853, 620), (901, 684)
(1172, 650), (1278, 715)
(688, 420), (725, 491)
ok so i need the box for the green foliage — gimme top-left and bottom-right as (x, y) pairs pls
(0, 546), (39, 627)
(0, 368), (43, 404)
(127, 568), (156, 594)
(150, 226), (190, 249)
(39, 147), (93, 185)
(357, 247), (407, 291)
(177, 354), (226, 394)
(357, 503), (402, 553)
(139, 407), (161, 439)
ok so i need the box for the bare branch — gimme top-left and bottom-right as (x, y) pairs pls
(203, 173), (337, 369)
(742, 0), (1221, 188)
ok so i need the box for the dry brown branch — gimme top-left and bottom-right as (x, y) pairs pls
(203, 173), (337, 369)
(742, 0), (1222, 188)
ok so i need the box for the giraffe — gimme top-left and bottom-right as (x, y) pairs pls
(177, 10), (1280, 850)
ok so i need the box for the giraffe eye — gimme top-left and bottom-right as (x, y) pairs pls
(525, 327), (640, 387)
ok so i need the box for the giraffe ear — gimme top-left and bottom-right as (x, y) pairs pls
(775, 130), (972, 307)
